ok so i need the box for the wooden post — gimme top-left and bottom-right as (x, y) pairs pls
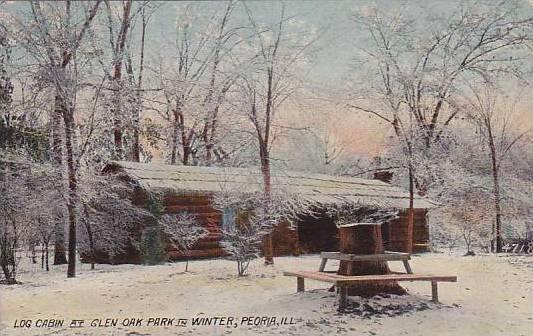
(297, 277), (305, 292)
(431, 280), (439, 303)
(337, 223), (406, 296)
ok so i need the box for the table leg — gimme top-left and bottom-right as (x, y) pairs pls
(338, 286), (347, 312)
(318, 258), (328, 272)
(431, 280), (439, 303)
(403, 260), (413, 274)
(297, 277), (305, 292)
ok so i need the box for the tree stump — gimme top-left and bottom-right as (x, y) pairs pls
(337, 223), (406, 297)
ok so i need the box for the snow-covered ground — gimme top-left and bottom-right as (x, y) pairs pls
(1, 252), (531, 336)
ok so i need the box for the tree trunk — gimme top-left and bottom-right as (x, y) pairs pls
(170, 104), (185, 165)
(45, 242), (49, 271)
(52, 95), (68, 265)
(47, 0), (101, 273)
(260, 142), (274, 265)
(31, 244), (36, 264)
(111, 0), (132, 160)
(51, 95), (64, 164)
(82, 205), (96, 270)
(337, 223), (406, 297)
(130, 6), (147, 163)
(487, 125), (503, 252)
(113, 111), (123, 159)
(63, 106), (78, 278)
(182, 143), (191, 166)
(406, 157), (415, 254)
(170, 128), (178, 165)
(491, 220), (496, 252)
(41, 245), (45, 269)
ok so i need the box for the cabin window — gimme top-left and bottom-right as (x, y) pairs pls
(222, 207), (236, 232)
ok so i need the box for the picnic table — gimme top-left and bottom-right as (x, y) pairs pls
(284, 250), (457, 311)
(284, 223), (457, 311)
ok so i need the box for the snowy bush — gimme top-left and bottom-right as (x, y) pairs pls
(159, 212), (209, 272)
(213, 181), (314, 275)
(220, 225), (262, 277)
(77, 172), (152, 268)
(0, 160), (35, 283)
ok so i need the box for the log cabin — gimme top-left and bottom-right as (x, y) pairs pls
(98, 161), (438, 264)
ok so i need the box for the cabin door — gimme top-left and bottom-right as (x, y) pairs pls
(297, 212), (338, 254)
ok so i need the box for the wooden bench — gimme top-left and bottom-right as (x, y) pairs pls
(284, 270), (457, 311)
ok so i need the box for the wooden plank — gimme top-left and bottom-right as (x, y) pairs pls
(283, 271), (457, 285)
(283, 271), (339, 283)
(284, 271), (350, 280)
(320, 251), (410, 262)
(334, 274), (457, 284)
(384, 251), (411, 258)
(297, 277), (305, 292)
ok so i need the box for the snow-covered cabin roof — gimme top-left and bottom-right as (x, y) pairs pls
(104, 161), (439, 209)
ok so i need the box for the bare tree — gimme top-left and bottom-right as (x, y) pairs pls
(0, 158), (57, 282)
(0, 164), (25, 284)
(237, 2), (318, 263)
(105, 0), (133, 160)
(0, 21), (13, 121)
(27, 167), (65, 271)
(199, 0), (240, 165)
(347, 1), (532, 252)
(464, 82), (531, 252)
(100, 0), (153, 161)
(127, 4), (154, 162)
(348, 1), (532, 150)
(153, 1), (239, 166)
(16, 0), (103, 276)
(156, 7), (211, 165)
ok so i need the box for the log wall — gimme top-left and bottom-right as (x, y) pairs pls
(162, 193), (225, 260)
(86, 181), (430, 264)
(387, 209), (430, 253)
(163, 193), (303, 259)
